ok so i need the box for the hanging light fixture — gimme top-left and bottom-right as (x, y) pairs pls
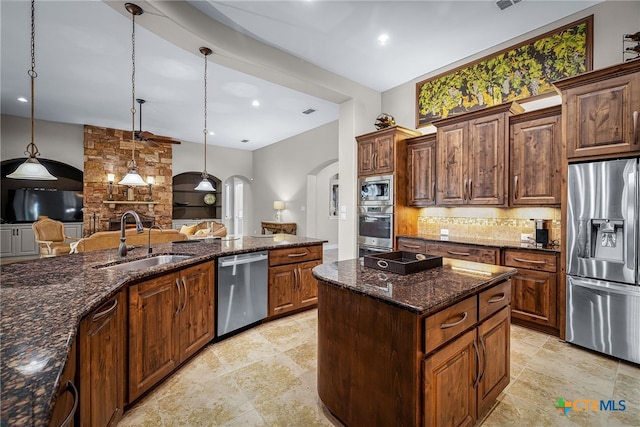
(195, 47), (216, 192)
(7, 0), (56, 180)
(118, 3), (147, 187)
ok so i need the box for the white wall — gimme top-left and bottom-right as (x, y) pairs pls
(252, 121), (339, 237)
(382, 1), (640, 132)
(306, 162), (339, 246)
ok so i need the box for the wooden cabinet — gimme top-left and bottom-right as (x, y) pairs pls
(510, 106), (562, 206)
(434, 102), (523, 206)
(49, 341), (78, 427)
(423, 241), (499, 265)
(268, 245), (322, 317)
(504, 249), (558, 334)
(554, 61), (640, 159)
(129, 262), (214, 402)
(397, 237), (426, 253)
(78, 292), (126, 427)
(356, 126), (420, 177)
(406, 134), (437, 206)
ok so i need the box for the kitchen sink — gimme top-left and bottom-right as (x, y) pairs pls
(97, 255), (193, 272)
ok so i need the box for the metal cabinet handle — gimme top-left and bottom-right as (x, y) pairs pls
(633, 111), (638, 145)
(59, 380), (79, 427)
(514, 175), (519, 200)
(440, 311), (468, 329)
(175, 278), (182, 315)
(463, 179), (468, 201)
(293, 268), (300, 291)
(513, 257), (546, 265)
(92, 298), (118, 322)
(469, 179), (473, 199)
(288, 253), (307, 258)
(447, 250), (471, 257)
(479, 335), (487, 383)
(181, 277), (188, 312)
(402, 244), (421, 249)
(472, 339), (481, 389)
(432, 182), (436, 200)
(487, 293), (506, 304)
(376, 260), (389, 269)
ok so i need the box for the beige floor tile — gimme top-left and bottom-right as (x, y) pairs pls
(211, 329), (281, 372)
(256, 318), (314, 352)
(510, 324), (550, 348)
(614, 372), (640, 403)
(618, 360), (640, 377)
(220, 409), (267, 427)
(285, 341), (318, 371)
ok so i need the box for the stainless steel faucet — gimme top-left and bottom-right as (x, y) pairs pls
(147, 224), (163, 254)
(118, 210), (144, 258)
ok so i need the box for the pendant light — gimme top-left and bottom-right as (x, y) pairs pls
(118, 3), (147, 187)
(194, 47), (216, 192)
(7, 0), (57, 180)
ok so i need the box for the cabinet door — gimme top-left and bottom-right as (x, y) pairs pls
(510, 268), (557, 329)
(129, 273), (179, 402)
(64, 223), (84, 239)
(0, 228), (15, 256)
(437, 123), (467, 205)
(79, 292), (126, 427)
(407, 137), (437, 206)
(373, 133), (394, 174)
(268, 264), (297, 316)
(565, 73), (640, 158)
(357, 139), (376, 176)
(511, 114), (562, 205)
(48, 341), (77, 427)
(178, 262), (215, 362)
(296, 260), (321, 308)
(477, 306), (510, 418)
(468, 114), (506, 205)
(16, 226), (38, 256)
(423, 329), (476, 427)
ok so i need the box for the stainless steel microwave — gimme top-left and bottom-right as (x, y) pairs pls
(358, 175), (393, 205)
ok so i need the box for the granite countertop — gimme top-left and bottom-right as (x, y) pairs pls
(312, 257), (516, 315)
(398, 233), (561, 253)
(0, 234), (325, 427)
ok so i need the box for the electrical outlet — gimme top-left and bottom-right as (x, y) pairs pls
(440, 229), (449, 236)
(521, 233), (532, 242)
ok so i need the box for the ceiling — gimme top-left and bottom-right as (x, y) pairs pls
(1, 1), (602, 151)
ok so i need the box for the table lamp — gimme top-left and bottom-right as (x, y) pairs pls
(273, 200), (285, 222)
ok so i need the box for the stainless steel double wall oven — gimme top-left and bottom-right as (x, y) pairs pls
(358, 175), (394, 256)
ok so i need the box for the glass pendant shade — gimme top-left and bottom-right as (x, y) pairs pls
(195, 176), (215, 192)
(7, 157), (56, 180)
(118, 161), (146, 186)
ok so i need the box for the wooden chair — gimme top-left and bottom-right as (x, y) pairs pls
(32, 218), (81, 257)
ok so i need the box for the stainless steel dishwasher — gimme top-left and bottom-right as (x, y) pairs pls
(217, 251), (268, 337)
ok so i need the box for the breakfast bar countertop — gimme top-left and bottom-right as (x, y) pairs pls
(312, 257), (517, 315)
(0, 234), (325, 427)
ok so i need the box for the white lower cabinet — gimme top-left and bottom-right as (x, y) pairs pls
(0, 224), (38, 257)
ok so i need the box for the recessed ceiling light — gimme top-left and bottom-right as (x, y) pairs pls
(252, 100), (260, 107)
(17, 97), (28, 103)
(241, 139), (249, 143)
(377, 34), (390, 46)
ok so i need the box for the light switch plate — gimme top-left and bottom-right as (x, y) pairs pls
(440, 229), (449, 236)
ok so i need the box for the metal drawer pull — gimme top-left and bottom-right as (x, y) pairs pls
(472, 339), (481, 389)
(487, 293), (506, 304)
(181, 277), (188, 311)
(92, 298), (118, 321)
(469, 179), (472, 199)
(513, 257), (546, 265)
(479, 336), (487, 383)
(288, 252), (307, 258)
(175, 278), (182, 315)
(514, 175), (519, 200)
(447, 250), (471, 256)
(376, 260), (389, 269)
(402, 244), (421, 249)
(463, 179), (468, 200)
(60, 381), (79, 427)
(440, 311), (468, 329)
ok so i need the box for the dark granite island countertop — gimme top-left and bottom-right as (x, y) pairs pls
(312, 257), (517, 315)
(1, 234), (324, 427)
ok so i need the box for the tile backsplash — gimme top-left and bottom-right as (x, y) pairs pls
(417, 207), (561, 245)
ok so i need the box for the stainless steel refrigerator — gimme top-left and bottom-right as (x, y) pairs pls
(566, 158), (640, 364)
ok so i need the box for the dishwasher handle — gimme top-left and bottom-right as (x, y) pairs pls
(219, 253), (268, 267)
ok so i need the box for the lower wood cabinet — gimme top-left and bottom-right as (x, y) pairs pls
(423, 241), (500, 265)
(128, 262), (214, 402)
(268, 245), (322, 317)
(49, 341), (78, 427)
(78, 292), (126, 427)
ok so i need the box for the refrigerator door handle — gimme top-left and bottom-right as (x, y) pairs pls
(569, 276), (640, 297)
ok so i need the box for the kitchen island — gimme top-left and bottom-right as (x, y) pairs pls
(312, 257), (517, 427)
(1, 234), (324, 427)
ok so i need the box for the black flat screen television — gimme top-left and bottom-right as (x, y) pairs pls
(6, 189), (83, 223)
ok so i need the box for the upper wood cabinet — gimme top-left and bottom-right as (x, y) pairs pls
(509, 106), (562, 206)
(406, 134), (437, 206)
(434, 102), (524, 206)
(356, 126), (420, 177)
(554, 60), (640, 159)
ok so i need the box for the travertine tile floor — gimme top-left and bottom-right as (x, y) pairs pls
(119, 308), (640, 427)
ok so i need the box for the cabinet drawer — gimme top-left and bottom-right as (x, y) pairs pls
(478, 280), (511, 321)
(397, 238), (426, 252)
(504, 249), (556, 273)
(425, 242), (499, 265)
(269, 245), (322, 267)
(424, 296), (477, 355)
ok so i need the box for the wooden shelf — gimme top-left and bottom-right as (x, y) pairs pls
(103, 200), (157, 210)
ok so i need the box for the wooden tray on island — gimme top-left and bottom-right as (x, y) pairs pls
(364, 251), (442, 275)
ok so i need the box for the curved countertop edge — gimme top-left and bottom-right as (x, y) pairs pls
(312, 257), (517, 316)
(397, 233), (561, 253)
(0, 234), (326, 427)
